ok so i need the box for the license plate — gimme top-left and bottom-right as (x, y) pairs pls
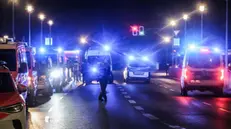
(134, 72), (144, 75)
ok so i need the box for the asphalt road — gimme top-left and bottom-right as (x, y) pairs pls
(27, 71), (231, 129)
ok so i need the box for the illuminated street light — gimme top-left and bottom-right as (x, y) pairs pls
(48, 20), (54, 45)
(183, 14), (189, 46)
(26, 4), (34, 46)
(198, 4), (206, 12)
(80, 36), (87, 44)
(183, 14), (189, 21)
(169, 20), (177, 27)
(163, 36), (171, 43)
(39, 13), (46, 46)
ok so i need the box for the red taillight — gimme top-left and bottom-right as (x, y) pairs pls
(183, 68), (188, 79)
(220, 69), (224, 80)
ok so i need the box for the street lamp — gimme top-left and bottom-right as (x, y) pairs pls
(80, 36), (87, 44)
(38, 13), (46, 46)
(162, 36), (171, 43)
(48, 20), (54, 45)
(169, 20), (177, 27)
(198, 4), (206, 42)
(183, 14), (189, 46)
(9, 0), (18, 39)
(26, 4), (34, 46)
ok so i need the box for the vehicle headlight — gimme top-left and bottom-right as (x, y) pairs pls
(51, 70), (61, 78)
(128, 55), (135, 61)
(142, 56), (149, 61)
(91, 67), (98, 73)
(0, 103), (24, 113)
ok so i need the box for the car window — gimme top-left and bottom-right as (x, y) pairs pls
(0, 73), (15, 93)
(188, 53), (221, 68)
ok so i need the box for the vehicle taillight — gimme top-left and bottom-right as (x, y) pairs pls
(183, 68), (188, 80)
(220, 69), (224, 80)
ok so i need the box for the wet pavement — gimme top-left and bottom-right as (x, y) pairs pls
(27, 72), (231, 129)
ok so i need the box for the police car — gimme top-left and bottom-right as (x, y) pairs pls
(0, 62), (26, 129)
(181, 45), (224, 96)
(124, 55), (152, 83)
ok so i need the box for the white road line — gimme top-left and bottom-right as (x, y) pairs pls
(142, 113), (159, 120)
(168, 125), (185, 129)
(48, 107), (53, 112)
(128, 100), (136, 104)
(45, 116), (50, 123)
(170, 89), (174, 91)
(134, 106), (144, 110)
(203, 102), (211, 106)
(219, 108), (231, 113)
(59, 96), (64, 100)
(120, 89), (125, 91)
(124, 95), (131, 99)
(122, 92), (128, 94)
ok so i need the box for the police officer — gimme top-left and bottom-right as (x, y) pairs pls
(98, 59), (111, 102)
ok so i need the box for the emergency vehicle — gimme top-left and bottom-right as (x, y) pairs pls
(123, 54), (152, 83)
(0, 62), (27, 129)
(0, 39), (30, 103)
(83, 46), (114, 84)
(26, 47), (38, 105)
(181, 45), (224, 96)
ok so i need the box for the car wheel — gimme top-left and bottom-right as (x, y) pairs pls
(181, 87), (188, 96)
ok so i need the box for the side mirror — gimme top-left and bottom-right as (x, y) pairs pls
(17, 84), (27, 94)
(19, 62), (28, 73)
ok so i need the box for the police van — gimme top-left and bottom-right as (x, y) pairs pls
(83, 46), (113, 84)
(180, 45), (224, 96)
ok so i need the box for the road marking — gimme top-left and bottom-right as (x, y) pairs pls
(203, 102), (211, 106)
(168, 125), (185, 129)
(124, 95), (131, 99)
(134, 106), (144, 110)
(142, 113), (159, 120)
(164, 86), (167, 88)
(118, 86), (122, 89)
(122, 92), (128, 94)
(45, 116), (50, 123)
(170, 89), (174, 91)
(48, 107), (53, 112)
(120, 89), (125, 91)
(128, 100), (136, 104)
(219, 108), (231, 113)
(59, 96), (64, 100)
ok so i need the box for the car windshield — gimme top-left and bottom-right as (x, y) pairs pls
(26, 51), (31, 69)
(129, 62), (149, 67)
(0, 73), (15, 93)
(188, 53), (221, 68)
(87, 56), (110, 64)
(0, 49), (16, 71)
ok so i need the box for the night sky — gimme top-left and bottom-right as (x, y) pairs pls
(0, 0), (230, 50)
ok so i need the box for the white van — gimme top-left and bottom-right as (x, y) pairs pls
(180, 47), (224, 96)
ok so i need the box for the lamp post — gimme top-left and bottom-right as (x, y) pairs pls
(80, 36), (87, 44)
(183, 14), (189, 46)
(198, 4), (206, 43)
(48, 20), (54, 45)
(38, 13), (45, 46)
(225, 0), (229, 86)
(26, 4), (34, 46)
(9, 0), (18, 39)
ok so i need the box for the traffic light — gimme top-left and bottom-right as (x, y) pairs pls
(131, 25), (145, 36)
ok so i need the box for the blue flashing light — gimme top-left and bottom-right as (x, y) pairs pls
(188, 44), (196, 50)
(128, 55), (135, 61)
(39, 47), (46, 53)
(213, 47), (220, 53)
(103, 45), (110, 51)
(142, 56), (148, 61)
(57, 47), (63, 53)
(91, 67), (98, 73)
